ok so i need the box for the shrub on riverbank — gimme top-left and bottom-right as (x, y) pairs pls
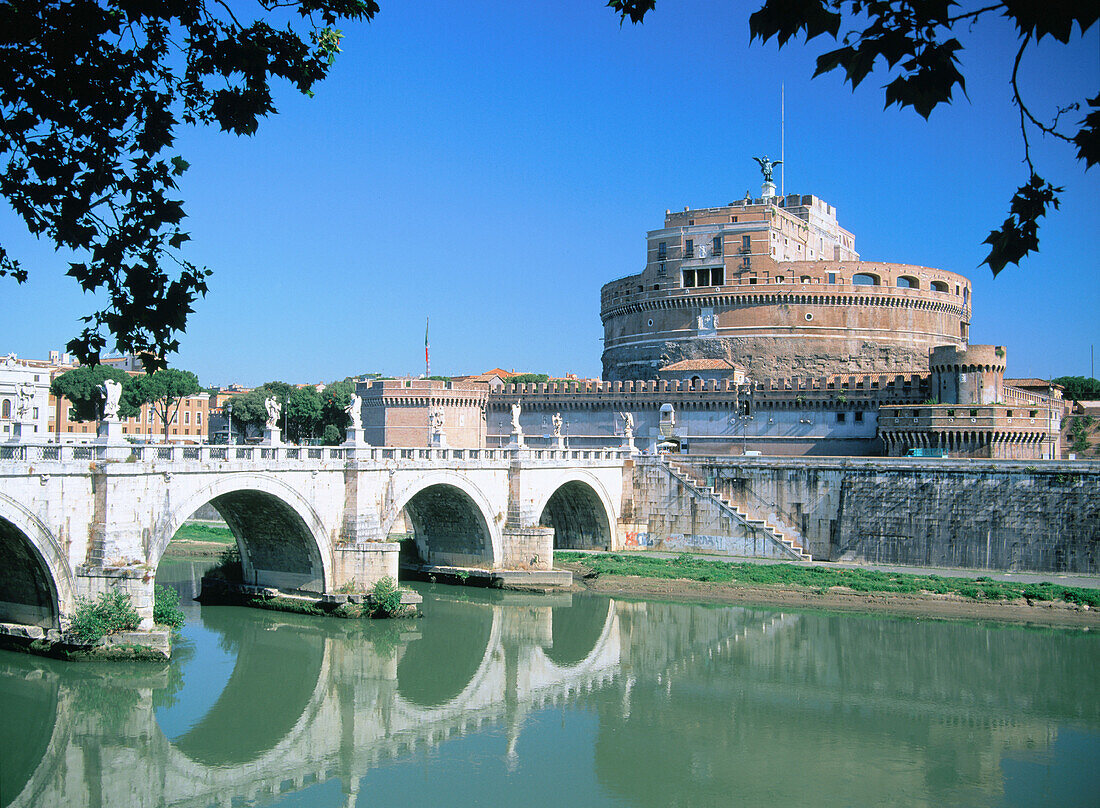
(557, 552), (1100, 608)
(153, 585), (186, 630)
(369, 577), (410, 618)
(69, 588), (141, 644)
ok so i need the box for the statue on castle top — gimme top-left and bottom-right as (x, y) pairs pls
(552, 412), (563, 437)
(511, 401), (522, 432)
(753, 155), (782, 183)
(345, 393), (362, 430)
(264, 396), (281, 430)
(100, 379), (122, 421)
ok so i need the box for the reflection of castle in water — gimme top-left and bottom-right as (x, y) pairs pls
(2, 591), (1095, 808)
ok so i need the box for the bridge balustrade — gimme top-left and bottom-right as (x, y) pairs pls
(0, 442), (628, 466)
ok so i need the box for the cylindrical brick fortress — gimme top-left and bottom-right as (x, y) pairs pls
(602, 261), (972, 380)
(601, 194), (971, 381)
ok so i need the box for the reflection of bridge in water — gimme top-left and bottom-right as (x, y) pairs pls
(3, 589), (1095, 808)
(2, 590), (766, 808)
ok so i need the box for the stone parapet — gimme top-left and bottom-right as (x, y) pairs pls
(663, 455), (1100, 571)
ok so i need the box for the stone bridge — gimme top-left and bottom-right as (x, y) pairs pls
(0, 443), (628, 630)
(1, 591), (768, 808)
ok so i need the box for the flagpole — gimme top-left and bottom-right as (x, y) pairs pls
(425, 316), (430, 378)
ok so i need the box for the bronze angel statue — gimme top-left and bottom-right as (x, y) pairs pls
(753, 155), (782, 183)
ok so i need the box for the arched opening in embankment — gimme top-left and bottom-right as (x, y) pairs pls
(396, 483), (496, 569)
(0, 516), (60, 629)
(538, 480), (613, 551)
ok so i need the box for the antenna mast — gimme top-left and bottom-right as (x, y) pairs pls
(781, 84), (785, 197)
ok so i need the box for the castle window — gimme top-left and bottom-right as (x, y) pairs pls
(946, 409), (955, 417)
(749, 277), (757, 284)
(688, 220), (694, 226)
(801, 276), (811, 283)
(730, 216), (737, 222)
(682, 269), (696, 288)
(1, 400), (9, 418)
(852, 272), (880, 285)
(836, 412), (846, 423)
(854, 411), (863, 423)
(685, 239), (694, 258)
(711, 267), (724, 286)
(658, 241), (667, 260)
(897, 276), (919, 288)
(1006, 410), (1013, 418)
(742, 235), (751, 251)
(931, 280), (948, 292)
(828, 273), (836, 284)
(712, 236), (722, 256)
(970, 409), (978, 417)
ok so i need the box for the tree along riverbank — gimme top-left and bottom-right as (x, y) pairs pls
(557, 552), (1100, 628)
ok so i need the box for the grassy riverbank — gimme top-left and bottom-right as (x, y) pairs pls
(172, 522), (235, 543)
(162, 522), (235, 559)
(557, 551), (1100, 614)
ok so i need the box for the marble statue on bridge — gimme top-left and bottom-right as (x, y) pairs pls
(264, 397), (281, 430)
(345, 394), (362, 431)
(100, 379), (122, 422)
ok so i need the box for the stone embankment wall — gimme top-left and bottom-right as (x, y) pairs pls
(668, 457), (1100, 573)
(624, 459), (803, 560)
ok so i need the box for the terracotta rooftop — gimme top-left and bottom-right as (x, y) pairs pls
(1005, 378), (1063, 391)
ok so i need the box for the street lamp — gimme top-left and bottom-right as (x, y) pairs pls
(226, 399), (234, 446)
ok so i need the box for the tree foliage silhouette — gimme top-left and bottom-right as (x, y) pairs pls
(1, 0), (377, 370)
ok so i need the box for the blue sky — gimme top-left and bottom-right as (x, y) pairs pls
(2, 0), (1097, 386)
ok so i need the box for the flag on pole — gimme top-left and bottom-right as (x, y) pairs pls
(425, 316), (430, 377)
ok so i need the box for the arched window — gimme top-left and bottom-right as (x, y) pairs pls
(800, 276), (811, 283)
(1, 399), (9, 418)
(930, 280), (949, 292)
(852, 273), (880, 286)
(896, 275), (919, 289)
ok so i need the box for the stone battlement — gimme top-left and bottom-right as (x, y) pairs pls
(493, 373), (930, 400)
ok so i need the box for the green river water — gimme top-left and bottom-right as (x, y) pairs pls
(1, 557), (1097, 808)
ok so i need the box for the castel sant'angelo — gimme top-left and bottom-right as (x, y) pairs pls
(360, 161), (1063, 459)
(599, 162), (971, 382)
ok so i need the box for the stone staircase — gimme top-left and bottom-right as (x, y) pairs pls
(663, 459), (812, 561)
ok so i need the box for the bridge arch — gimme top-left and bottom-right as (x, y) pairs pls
(385, 471), (501, 568)
(0, 493), (75, 627)
(534, 471), (617, 551)
(151, 474), (332, 593)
